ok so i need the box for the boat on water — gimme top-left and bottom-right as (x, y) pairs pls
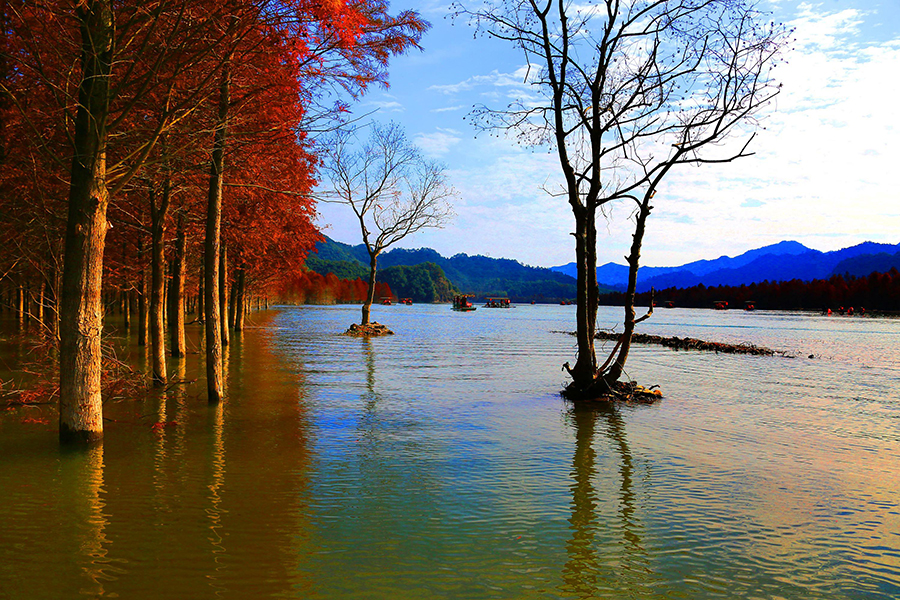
(400, 298), (413, 305)
(381, 297), (393, 306)
(452, 295), (476, 312)
(484, 298), (511, 308)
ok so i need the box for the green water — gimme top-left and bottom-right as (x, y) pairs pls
(1, 305), (898, 598)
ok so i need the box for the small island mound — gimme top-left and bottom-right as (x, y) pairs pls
(343, 322), (394, 337)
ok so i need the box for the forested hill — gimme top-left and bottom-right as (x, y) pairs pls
(306, 236), (585, 302)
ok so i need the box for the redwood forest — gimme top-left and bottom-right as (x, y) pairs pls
(0, 0), (427, 441)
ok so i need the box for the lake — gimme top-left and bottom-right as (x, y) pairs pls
(1, 304), (898, 599)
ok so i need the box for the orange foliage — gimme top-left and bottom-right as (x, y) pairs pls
(279, 270), (390, 305)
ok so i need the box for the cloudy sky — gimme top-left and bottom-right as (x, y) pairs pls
(314, 0), (900, 269)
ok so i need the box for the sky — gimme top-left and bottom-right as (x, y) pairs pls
(314, 0), (900, 269)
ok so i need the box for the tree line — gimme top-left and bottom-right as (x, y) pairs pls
(599, 269), (900, 312)
(0, 0), (427, 443)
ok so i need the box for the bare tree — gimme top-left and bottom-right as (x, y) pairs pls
(455, 0), (790, 398)
(322, 122), (455, 326)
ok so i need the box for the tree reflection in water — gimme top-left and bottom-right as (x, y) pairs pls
(561, 403), (650, 598)
(61, 443), (116, 597)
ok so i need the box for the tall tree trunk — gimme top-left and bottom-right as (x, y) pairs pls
(228, 265), (237, 330)
(138, 265), (148, 347)
(122, 289), (130, 328)
(149, 184), (170, 387)
(15, 283), (23, 320)
(219, 245), (229, 347)
(198, 268), (204, 323)
(53, 260), (62, 339)
(37, 279), (45, 325)
(566, 204), (600, 391)
(361, 253), (378, 325)
(204, 63), (229, 404)
(169, 212), (186, 357)
(59, 0), (113, 444)
(234, 265), (245, 332)
(603, 193), (654, 386)
(24, 281), (31, 323)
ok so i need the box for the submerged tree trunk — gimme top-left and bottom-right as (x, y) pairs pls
(58, 0), (113, 444)
(169, 212), (186, 357)
(204, 63), (229, 404)
(149, 184), (170, 387)
(361, 253), (378, 325)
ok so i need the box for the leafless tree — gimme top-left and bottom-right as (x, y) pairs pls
(322, 122), (455, 325)
(454, 0), (790, 398)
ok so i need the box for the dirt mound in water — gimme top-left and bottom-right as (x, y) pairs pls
(343, 322), (394, 337)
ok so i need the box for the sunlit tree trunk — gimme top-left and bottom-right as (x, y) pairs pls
(122, 288), (130, 328)
(37, 279), (45, 326)
(204, 63), (229, 404)
(149, 184), (170, 387)
(228, 265), (237, 330)
(59, 0), (113, 444)
(169, 212), (186, 357)
(219, 244), (229, 347)
(138, 266), (148, 347)
(198, 267), (204, 323)
(234, 264), (245, 331)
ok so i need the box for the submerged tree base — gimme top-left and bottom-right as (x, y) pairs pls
(562, 378), (662, 404)
(343, 322), (394, 337)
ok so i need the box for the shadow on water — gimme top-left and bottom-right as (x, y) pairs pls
(561, 403), (651, 598)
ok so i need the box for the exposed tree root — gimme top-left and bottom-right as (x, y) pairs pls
(343, 322), (394, 337)
(562, 377), (662, 404)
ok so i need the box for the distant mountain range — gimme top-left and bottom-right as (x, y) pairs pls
(550, 241), (900, 292)
(309, 236), (900, 300)
(307, 236), (584, 301)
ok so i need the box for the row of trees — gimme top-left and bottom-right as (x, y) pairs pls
(603, 269), (900, 312)
(1, 0), (428, 442)
(278, 270), (392, 305)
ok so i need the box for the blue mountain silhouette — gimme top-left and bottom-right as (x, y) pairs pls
(550, 241), (900, 291)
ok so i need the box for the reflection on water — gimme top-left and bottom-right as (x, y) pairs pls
(0, 305), (899, 599)
(561, 405), (650, 599)
(65, 444), (116, 598)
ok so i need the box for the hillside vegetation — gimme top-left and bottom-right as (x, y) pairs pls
(307, 237), (587, 302)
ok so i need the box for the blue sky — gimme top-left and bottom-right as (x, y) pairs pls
(314, 1), (900, 268)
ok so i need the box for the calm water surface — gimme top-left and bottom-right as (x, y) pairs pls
(0, 304), (898, 599)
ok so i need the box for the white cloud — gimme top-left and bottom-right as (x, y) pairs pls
(366, 100), (405, 113)
(626, 2), (900, 266)
(428, 66), (533, 95)
(431, 105), (466, 113)
(414, 128), (463, 156)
